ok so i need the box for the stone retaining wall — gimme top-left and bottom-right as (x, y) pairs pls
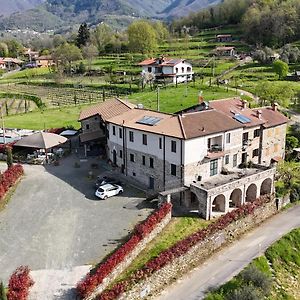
(85, 211), (172, 300)
(120, 201), (277, 300)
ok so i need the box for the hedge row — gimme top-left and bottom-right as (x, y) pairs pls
(76, 202), (172, 298)
(96, 195), (271, 300)
(7, 266), (34, 300)
(0, 164), (24, 200)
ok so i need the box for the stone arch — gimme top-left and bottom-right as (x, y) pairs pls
(229, 188), (242, 208)
(212, 194), (226, 212)
(260, 178), (272, 196)
(246, 184), (257, 202)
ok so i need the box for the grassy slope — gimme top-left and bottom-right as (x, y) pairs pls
(114, 216), (211, 283)
(205, 228), (300, 300)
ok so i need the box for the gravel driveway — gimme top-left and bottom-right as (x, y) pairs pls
(0, 157), (151, 282)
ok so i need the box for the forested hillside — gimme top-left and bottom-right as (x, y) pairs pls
(0, 0), (44, 16)
(0, 0), (221, 31)
(173, 0), (300, 47)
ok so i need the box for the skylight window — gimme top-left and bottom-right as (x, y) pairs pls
(136, 116), (161, 126)
(234, 114), (251, 124)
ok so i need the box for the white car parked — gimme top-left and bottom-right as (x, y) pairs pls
(95, 183), (123, 199)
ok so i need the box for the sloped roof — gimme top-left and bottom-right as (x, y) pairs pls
(107, 109), (184, 139)
(79, 98), (135, 122)
(215, 46), (235, 51)
(210, 98), (265, 128)
(258, 107), (289, 128)
(138, 57), (188, 67)
(179, 110), (243, 139)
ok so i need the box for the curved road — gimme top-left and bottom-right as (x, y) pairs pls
(158, 205), (300, 300)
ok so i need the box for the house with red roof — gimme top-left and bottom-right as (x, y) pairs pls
(138, 56), (194, 84)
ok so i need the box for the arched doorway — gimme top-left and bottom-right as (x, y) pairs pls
(260, 178), (272, 196)
(246, 184), (257, 202)
(112, 150), (117, 165)
(212, 194), (226, 212)
(230, 188), (242, 208)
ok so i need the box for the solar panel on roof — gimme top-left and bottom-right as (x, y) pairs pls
(234, 114), (251, 124)
(136, 116), (162, 126)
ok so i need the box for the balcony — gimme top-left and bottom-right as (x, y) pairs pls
(206, 144), (224, 159)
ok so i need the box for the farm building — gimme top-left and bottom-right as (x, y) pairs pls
(215, 46), (236, 57)
(216, 34), (232, 42)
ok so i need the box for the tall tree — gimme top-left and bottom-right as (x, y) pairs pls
(273, 60), (289, 79)
(76, 23), (90, 48)
(91, 23), (113, 54)
(53, 43), (83, 73)
(0, 43), (8, 57)
(128, 20), (158, 54)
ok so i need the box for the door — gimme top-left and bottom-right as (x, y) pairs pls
(242, 152), (247, 164)
(149, 177), (155, 189)
(112, 150), (117, 165)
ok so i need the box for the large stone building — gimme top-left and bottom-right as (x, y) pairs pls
(80, 97), (288, 219)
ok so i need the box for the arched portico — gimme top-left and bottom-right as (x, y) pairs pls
(246, 184), (257, 202)
(212, 194), (226, 212)
(260, 178), (272, 195)
(229, 188), (243, 208)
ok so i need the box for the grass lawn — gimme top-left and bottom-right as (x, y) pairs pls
(3, 105), (88, 130)
(115, 216), (211, 283)
(3, 67), (52, 80)
(128, 83), (239, 113)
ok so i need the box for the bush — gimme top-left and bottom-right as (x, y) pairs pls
(0, 164), (24, 200)
(239, 265), (272, 295)
(226, 285), (262, 300)
(0, 281), (7, 300)
(7, 266), (34, 300)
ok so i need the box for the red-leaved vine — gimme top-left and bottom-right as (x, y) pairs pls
(76, 202), (172, 298)
(0, 164), (24, 201)
(95, 195), (271, 300)
(7, 266), (34, 300)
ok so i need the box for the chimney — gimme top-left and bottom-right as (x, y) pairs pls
(272, 102), (278, 111)
(256, 109), (262, 119)
(241, 99), (247, 109)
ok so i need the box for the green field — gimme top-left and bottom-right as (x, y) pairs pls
(4, 105), (84, 130)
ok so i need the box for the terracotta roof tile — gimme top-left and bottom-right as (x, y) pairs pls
(209, 98), (265, 128)
(107, 109), (184, 139)
(180, 110), (243, 139)
(259, 107), (289, 128)
(78, 98), (135, 122)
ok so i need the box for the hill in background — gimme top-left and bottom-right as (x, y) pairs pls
(0, 0), (221, 31)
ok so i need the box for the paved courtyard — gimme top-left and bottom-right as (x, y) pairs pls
(0, 156), (152, 283)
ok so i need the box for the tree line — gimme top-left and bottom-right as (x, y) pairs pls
(172, 0), (300, 47)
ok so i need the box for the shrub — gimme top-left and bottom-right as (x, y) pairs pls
(7, 266), (34, 300)
(239, 265), (272, 295)
(226, 285), (262, 300)
(0, 164), (24, 200)
(76, 202), (172, 298)
(0, 281), (7, 300)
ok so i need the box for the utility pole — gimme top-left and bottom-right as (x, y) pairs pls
(0, 105), (6, 144)
(157, 87), (160, 112)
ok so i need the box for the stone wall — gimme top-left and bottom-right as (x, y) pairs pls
(84, 211), (172, 300)
(120, 201), (277, 300)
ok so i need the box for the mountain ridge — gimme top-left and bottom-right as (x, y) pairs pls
(0, 0), (222, 31)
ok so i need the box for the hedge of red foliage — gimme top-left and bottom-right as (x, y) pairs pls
(76, 202), (172, 298)
(0, 143), (15, 154)
(7, 266), (34, 300)
(96, 195), (271, 300)
(0, 164), (24, 200)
